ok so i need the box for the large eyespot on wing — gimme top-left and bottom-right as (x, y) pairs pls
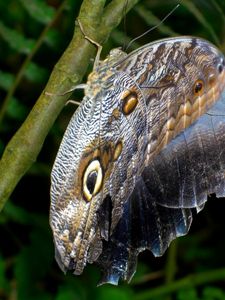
(121, 90), (139, 115)
(83, 159), (103, 201)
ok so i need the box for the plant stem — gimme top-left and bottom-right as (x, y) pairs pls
(165, 240), (177, 284)
(134, 267), (225, 300)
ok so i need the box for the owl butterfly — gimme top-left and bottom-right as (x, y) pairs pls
(50, 35), (225, 285)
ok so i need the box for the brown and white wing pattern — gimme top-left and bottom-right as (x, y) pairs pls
(50, 37), (225, 285)
(97, 90), (225, 285)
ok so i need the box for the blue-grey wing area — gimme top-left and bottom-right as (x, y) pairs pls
(96, 90), (225, 285)
(97, 177), (192, 285)
(144, 90), (225, 209)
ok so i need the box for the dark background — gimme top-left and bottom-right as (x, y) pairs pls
(0, 0), (225, 299)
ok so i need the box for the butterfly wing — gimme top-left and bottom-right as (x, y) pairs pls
(96, 38), (225, 284)
(143, 95), (225, 209)
(97, 90), (225, 285)
(116, 37), (225, 208)
(97, 177), (193, 285)
(50, 36), (225, 285)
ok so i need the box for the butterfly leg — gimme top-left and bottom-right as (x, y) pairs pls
(77, 18), (102, 69)
(44, 83), (87, 98)
(65, 99), (80, 107)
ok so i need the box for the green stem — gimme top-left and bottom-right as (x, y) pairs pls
(134, 268), (225, 300)
(0, 0), (140, 211)
(165, 240), (177, 284)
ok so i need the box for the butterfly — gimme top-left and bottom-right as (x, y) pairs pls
(50, 36), (225, 285)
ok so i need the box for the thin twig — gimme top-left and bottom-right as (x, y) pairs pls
(165, 240), (177, 284)
(134, 267), (225, 300)
(131, 270), (164, 285)
(0, 0), (68, 125)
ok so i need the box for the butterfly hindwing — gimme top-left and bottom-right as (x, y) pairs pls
(143, 90), (225, 209)
(97, 176), (193, 284)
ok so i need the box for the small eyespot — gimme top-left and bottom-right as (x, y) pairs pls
(112, 108), (120, 119)
(218, 64), (223, 74)
(113, 141), (123, 161)
(121, 90), (138, 115)
(83, 160), (103, 201)
(194, 80), (204, 96)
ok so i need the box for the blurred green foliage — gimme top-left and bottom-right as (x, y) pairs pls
(0, 0), (225, 299)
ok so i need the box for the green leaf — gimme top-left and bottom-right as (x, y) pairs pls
(181, 0), (220, 45)
(56, 285), (84, 300)
(212, 0), (225, 24)
(55, 276), (87, 300)
(45, 28), (63, 49)
(97, 285), (133, 300)
(6, 97), (28, 121)
(18, 0), (55, 25)
(14, 228), (53, 300)
(177, 288), (200, 300)
(0, 255), (9, 292)
(0, 71), (15, 91)
(25, 62), (48, 83)
(0, 21), (35, 54)
(202, 286), (225, 300)
(3, 201), (49, 229)
(135, 4), (179, 37)
(56, 289), (78, 300)
(131, 262), (153, 285)
(3, 201), (32, 224)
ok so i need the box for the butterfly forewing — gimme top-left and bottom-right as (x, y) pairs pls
(50, 37), (225, 284)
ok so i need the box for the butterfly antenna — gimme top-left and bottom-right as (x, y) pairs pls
(126, 4), (180, 51)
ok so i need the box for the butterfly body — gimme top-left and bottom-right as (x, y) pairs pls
(50, 37), (225, 284)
